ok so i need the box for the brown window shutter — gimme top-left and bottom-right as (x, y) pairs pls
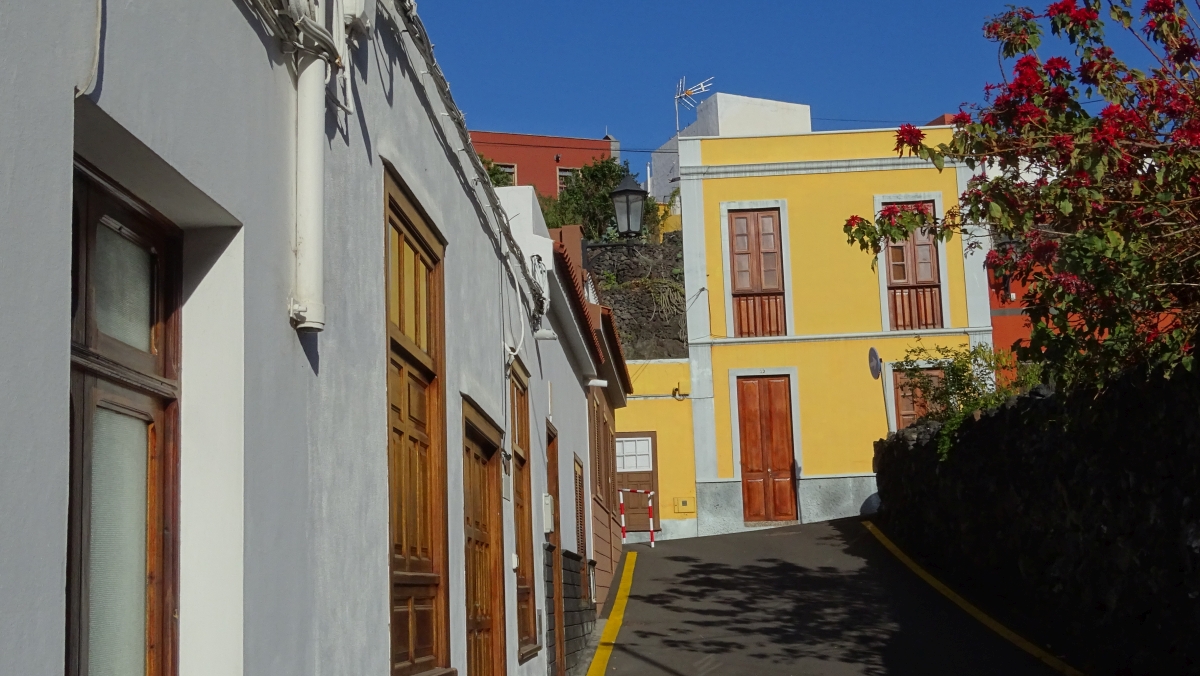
(729, 209), (786, 337)
(883, 201), (943, 331)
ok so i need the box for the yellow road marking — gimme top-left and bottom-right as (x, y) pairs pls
(586, 551), (638, 676)
(863, 521), (1083, 676)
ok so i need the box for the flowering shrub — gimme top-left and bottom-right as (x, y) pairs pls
(893, 342), (1042, 456)
(845, 0), (1200, 387)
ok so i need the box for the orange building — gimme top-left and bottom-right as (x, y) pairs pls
(470, 130), (619, 196)
(989, 267), (1033, 353)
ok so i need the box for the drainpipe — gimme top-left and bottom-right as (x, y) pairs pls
(290, 48), (327, 332)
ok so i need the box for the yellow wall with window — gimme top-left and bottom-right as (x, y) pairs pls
(616, 361), (695, 521)
(700, 169), (967, 340)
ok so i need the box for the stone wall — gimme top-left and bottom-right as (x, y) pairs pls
(874, 372), (1200, 672)
(586, 232), (687, 360)
(544, 543), (557, 676)
(561, 550), (597, 673)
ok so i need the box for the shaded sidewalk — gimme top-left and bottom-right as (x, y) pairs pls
(601, 518), (1066, 676)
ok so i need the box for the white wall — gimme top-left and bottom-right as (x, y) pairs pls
(0, 2), (594, 676)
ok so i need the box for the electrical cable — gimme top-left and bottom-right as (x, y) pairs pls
(392, 0), (546, 321)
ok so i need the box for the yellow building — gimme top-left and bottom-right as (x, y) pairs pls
(618, 95), (992, 539)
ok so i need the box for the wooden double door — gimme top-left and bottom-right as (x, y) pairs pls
(464, 420), (506, 676)
(736, 376), (798, 522)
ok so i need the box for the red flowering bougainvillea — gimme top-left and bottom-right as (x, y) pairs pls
(844, 0), (1200, 386)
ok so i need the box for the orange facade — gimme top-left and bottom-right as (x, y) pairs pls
(990, 273), (1032, 353)
(470, 130), (616, 197)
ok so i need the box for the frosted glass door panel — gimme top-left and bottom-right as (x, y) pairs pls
(95, 221), (152, 352)
(88, 407), (148, 676)
(616, 438), (652, 472)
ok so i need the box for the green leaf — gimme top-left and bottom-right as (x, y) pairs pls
(933, 153), (945, 171)
(989, 201), (1002, 220)
(1058, 199), (1073, 215)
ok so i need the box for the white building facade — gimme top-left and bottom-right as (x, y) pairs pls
(0, 2), (615, 676)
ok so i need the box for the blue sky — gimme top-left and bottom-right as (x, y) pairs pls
(419, 1), (1152, 166)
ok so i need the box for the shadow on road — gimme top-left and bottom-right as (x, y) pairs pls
(608, 518), (1060, 676)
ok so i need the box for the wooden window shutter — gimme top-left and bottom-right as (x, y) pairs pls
(573, 458), (588, 598)
(884, 201), (943, 331)
(729, 209), (786, 337)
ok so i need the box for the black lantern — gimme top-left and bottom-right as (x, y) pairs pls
(610, 175), (648, 237)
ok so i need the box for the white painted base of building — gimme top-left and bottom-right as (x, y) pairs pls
(622, 518), (698, 544)
(693, 475), (879, 538)
(797, 474), (879, 524)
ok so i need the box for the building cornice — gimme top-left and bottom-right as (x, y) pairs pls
(681, 156), (964, 180)
(693, 326), (991, 347)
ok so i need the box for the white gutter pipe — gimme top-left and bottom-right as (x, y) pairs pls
(290, 49), (327, 331)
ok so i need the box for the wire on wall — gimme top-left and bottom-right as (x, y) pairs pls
(389, 0), (546, 323)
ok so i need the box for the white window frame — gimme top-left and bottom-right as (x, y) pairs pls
(615, 436), (653, 473)
(873, 192), (952, 333)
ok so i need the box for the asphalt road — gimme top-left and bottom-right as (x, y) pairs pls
(602, 518), (1064, 676)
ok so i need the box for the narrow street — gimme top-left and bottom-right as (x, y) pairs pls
(601, 519), (1063, 676)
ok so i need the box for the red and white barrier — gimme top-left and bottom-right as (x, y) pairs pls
(617, 489), (656, 548)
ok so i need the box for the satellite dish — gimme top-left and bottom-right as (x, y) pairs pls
(868, 347), (882, 380)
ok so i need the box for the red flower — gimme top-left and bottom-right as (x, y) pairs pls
(894, 124), (925, 156)
(845, 215), (869, 230)
(1044, 56), (1071, 78)
(1048, 0), (1099, 25)
(1047, 0), (1078, 18)
(952, 111), (973, 126)
(1144, 0), (1177, 14)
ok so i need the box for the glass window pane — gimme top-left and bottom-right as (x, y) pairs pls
(735, 255), (752, 290)
(88, 407), (148, 676)
(95, 222), (152, 351)
(403, 242), (417, 342)
(416, 260), (429, 351)
(761, 253), (779, 289)
(759, 217), (776, 250)
(388, 225), (401, 327)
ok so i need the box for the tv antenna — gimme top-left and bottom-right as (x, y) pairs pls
(675, 76), (714, 133)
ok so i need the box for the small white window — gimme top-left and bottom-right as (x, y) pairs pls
(616, 437), (652, 472)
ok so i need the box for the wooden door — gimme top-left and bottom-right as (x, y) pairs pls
(893, 369), (943, 430)
(736, 376), (798, 522)
(386, 168), (449, 676)
(546, 431), (566, 676)
(464, 428), (505, 676)
(615, 433), (658, 532)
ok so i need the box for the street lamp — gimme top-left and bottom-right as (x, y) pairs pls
(610, 175), (648, 237)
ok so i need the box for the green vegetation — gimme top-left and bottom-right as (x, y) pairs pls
(893, 342), (1041, 457)
(480, 155), (513, 187)
(539, 157), (662, 241)
(844, 2), (1200, 388)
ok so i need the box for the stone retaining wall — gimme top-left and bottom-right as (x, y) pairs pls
(874, 371), (1200, 671)
(585, 232), (686, 360)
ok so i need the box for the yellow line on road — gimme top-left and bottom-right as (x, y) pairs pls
(586, 551), (638, 676)
(863, 521), (1083, 676)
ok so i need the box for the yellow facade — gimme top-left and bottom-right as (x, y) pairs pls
(617, 122), (990, 535)
(616, 361), (695, 522)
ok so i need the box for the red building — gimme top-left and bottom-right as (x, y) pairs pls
(470, 130), (619, 196)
